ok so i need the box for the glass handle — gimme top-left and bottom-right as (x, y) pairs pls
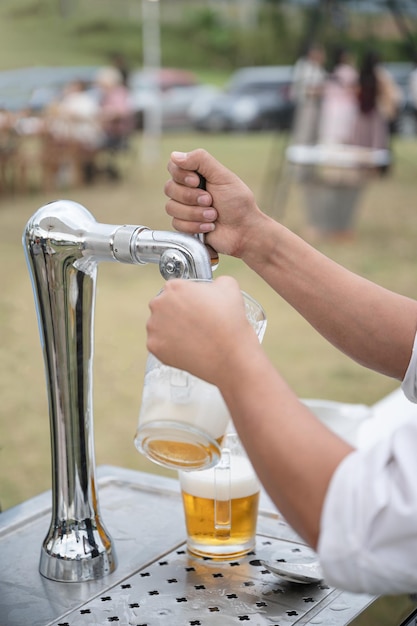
(169, 367), (190, 402)
(214, 448), (231, 536)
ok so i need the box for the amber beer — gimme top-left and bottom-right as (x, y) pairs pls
(145, 435), (225, 470)
(179, 455), (260, 558)
(135, 371), (231, 470)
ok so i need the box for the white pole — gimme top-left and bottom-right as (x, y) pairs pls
(141, 0), (162, 164)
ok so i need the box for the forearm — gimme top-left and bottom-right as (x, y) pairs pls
(240, 214), (417, 380)
(164, 149), (417, 378)
(217, 348), (353, 548)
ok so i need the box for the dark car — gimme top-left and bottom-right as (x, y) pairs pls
(189, 65), (295, 132)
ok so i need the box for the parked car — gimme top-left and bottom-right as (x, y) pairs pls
(0, 66), (100, 112)
(189, 65), (295, 132)
(128, 67), (218, 130)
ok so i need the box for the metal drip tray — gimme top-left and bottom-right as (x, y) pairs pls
(49, 539), (343, 626)
(0, 466), (414, 625)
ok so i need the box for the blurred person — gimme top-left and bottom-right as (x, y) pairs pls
(109, 51), (130, 86)
(95, 66), (134, 145)
(43, 79), (103, 185)
(95, 66), (135, 179)
(351, 50), (401, 170)
(318, 46), (358, 145)
(145, 147), (417, 596)
(13, 106), (44, 137)
(290, 42), (327, 145)
(0, 108), (22, 192)
(54, 79), (103, 149)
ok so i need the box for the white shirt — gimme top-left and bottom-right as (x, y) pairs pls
(317, 331), (417, 594)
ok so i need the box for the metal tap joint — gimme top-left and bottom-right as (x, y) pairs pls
(23, 199), (213, 583)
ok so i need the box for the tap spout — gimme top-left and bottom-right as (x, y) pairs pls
(23, 199), (213, 582)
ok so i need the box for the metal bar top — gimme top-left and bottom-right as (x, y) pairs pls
(0, 465), (387, 626)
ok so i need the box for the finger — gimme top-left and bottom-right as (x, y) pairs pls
(167, 161), (201, 187)
(166, 198), (217, 225)
(164, 178), (212, 207)
(170, 148), (236, 187)
(165, 197), (217, 223)
(170, 217), (215, 235)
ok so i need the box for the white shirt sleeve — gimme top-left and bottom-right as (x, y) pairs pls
(318, 419), (417, 594)
(401, 330), (417, 402)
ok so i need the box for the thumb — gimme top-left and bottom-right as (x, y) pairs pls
(171, 148), (235, 187)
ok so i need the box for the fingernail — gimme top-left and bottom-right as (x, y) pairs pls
(200, 222), (215, 233)
(172, 151), (187, 161)
(197, 194), (212, 207)
(202, 208), (216, 219)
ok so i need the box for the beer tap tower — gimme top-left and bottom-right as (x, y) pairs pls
(23, 199), (213, 583)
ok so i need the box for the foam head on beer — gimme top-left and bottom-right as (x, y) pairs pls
(179, 452), (260, 559)
(180, 455), (259, 500)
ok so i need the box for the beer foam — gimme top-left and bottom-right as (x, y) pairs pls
(179, 456), (259, 500)
(139, 368), (230, 438)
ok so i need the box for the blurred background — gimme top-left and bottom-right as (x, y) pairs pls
(1, 0), (417, 512)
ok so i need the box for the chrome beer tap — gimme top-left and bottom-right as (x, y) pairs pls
(23, 199), (213, 583)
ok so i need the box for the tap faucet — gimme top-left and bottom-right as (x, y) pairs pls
(23, 199), (213, 582)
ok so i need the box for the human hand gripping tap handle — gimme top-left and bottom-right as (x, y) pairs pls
(155, 148), (417, 595)
(196, 173), (219, 269)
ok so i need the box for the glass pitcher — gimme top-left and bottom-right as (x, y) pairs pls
(134, 286), (266, 471)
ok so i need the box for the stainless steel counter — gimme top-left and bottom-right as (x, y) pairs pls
(0, 466), (414, 626)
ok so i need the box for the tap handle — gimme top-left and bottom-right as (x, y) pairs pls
(196, 173), (219, 269)
(196, 172), (207, 191)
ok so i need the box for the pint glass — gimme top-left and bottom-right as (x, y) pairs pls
(135, 286), (266, 471)
(179, 433), (260, 559)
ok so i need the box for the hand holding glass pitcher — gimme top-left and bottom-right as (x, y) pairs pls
(135, 278), (266, 471)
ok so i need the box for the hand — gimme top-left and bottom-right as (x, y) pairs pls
(146, 276), (261, 386)
(164, 148), (264, 258)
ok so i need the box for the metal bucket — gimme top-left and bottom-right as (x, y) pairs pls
(302, 180), (363, 234)
(286, 144), (390, 236)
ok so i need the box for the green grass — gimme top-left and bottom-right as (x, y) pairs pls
(0, 0), (234, 85)
(0, 0), (145, 68)
(1, 130), (417, 511)
(1, 2), (417, 514)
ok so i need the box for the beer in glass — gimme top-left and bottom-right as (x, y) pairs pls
(179, 434), (260, 558)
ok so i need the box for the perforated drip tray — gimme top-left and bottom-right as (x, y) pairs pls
(50, 537), (350, 626)
(0, 466), (399, 625)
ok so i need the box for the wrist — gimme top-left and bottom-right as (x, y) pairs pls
(239, 212), (286, 267)
(214, 333), (266, 396)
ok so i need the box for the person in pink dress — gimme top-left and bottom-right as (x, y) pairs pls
(95, 66), (134, 150)
(318, 46), (358, 145)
